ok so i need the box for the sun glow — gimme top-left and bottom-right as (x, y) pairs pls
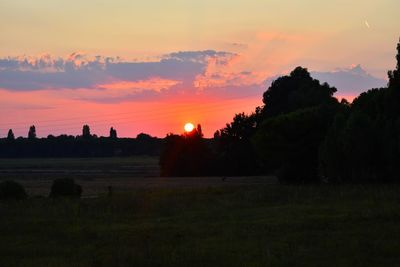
(184, 122), (195, 132)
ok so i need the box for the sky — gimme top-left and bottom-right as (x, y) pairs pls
(0, 0), (399, 137)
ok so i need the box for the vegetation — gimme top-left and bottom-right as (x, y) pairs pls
(160, 125), (214, 176)
(161, 39), (400, 183)
(0, 133), (162, 158)
(2, 39), (400, 184)
(0, 157), (160, 183)
(49, 178), (82, 198)
(319, 40), (400, 183)
(0, 180), (27, 200)
(1, 185), (400, 266)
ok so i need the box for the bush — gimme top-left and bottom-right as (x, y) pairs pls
(0, 180), (27, 200)
(49, 178), (82, 198)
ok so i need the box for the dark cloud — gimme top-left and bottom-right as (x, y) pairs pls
(311, 65), (387, 96)
(0, 50), (236, 92)
(0, 51), (387, 104)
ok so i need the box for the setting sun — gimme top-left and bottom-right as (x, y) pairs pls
(184, 122), (195, 132)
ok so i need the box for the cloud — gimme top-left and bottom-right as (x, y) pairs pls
(0, 51), (220, 93)
(0, 48), (387, 105)
(311, 65), (387, 98)
(0, 50), (265, 103)
(97, 78), (181, 92)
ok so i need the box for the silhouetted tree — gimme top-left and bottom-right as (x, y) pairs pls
(196, 124), (203, 137)
(7, 129), (15, 141)
(214, 111), (261, 175)
(253, 104), (339, 183)
(319, 39), (400, 183)
(160, 125), (214, 176)
(82, 125), (91, 139)
(388, 38), (400, 88)
(28, 125), (36, 139)
(109, 127), (117, 139)
(262, 67), (337, 118)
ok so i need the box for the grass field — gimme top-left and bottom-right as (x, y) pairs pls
(0, 157), (276, 196)
(0, 157), (160, 178)
(1, 183), (400, 266)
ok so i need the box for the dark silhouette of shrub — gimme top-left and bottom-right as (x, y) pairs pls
(50, 178), (82, 198)
(0, 180), (27, 200)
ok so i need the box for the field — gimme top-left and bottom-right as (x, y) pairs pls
(1, 158), (400, 266)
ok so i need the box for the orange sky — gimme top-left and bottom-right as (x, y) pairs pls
(0, 0), (398, 137)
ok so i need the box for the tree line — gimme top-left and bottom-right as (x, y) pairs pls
(160, 39), (400, 183)
(0, 125), (161, 157)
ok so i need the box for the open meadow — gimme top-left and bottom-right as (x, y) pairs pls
(1, 158), (400, 266)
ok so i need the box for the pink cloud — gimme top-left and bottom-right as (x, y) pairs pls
(97, 77), (181, 92)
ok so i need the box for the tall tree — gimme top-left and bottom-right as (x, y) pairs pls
(28, 125), (36, 139)
(82, 125), (91, 138)
(7, 129), (15, 141)
(109, 127), (117, 139)
(388, 39), (400, 89)
(262, 67), (337, 118)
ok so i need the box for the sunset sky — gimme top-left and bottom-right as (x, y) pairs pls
(0, 0), (399, 137)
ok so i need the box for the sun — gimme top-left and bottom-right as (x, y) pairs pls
(184, 122), (195, 132)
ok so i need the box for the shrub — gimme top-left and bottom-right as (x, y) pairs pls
(0, 180), (27, 200)
(49, 178), (82, 198)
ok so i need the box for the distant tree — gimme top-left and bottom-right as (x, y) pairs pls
(7, 129), (15, 141)
(160, 124), (214, 176)
(82, 125), (91, 139)
(136, 133), (153, 140)
(109, 127), (117, 139)
(196, 124), (203, 137)
(28, 125), (36, 139)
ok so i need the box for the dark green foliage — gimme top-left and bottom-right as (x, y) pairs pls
(319, 39), (400, 182)
(49, 178), (82, 198)
(250, 67), (339, 182)
(0, 180), (27, 200)
(253, 105), (339, 183)
(214, 110), (262, 175)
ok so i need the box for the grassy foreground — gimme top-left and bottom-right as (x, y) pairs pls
(1, 185), (400, 267)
